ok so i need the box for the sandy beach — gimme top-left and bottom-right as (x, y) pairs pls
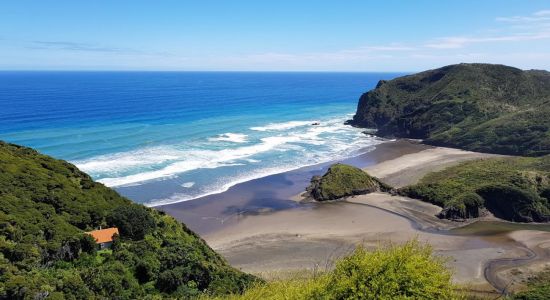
(363, 145), (498, 187)
(161, 140), (550, 293)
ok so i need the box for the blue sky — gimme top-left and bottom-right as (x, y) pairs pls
(1, 1), (550, 71)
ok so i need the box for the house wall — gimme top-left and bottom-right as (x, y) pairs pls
(98, 241), (113, 250)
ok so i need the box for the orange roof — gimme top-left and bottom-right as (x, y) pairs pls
(87, 227), (119, 244)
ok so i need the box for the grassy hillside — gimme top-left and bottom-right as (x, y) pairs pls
(0, 141), (256, 299)
(306, 164), (388, 201)
(349, 63), (550, 156)
(400, 156), (550, 222)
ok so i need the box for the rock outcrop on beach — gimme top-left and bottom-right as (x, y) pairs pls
(307, 163), (388, 201)
(348, 63), (550, 156)
(0, 141), (256, 299)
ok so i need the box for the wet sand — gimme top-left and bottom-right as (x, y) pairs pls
(159, 140), (550, 293)
(206, 193), (510, 285)
(159, 139), (429, 235)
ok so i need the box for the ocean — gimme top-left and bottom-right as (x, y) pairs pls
(0, 71), (401, 206)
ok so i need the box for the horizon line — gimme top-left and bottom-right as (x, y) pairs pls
(0, 69), (414, 73)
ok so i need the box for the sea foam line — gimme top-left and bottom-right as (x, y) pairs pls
(145, 142), (382, 207)
(147, 124), (386, 206)
(75, 116), (373, 189)
(87, 134), (311, 187)
(250, 120), (316, 131)
(208, 133), (248, 143)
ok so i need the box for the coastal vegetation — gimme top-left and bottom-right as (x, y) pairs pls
(0, 141), (256, 299)
(209, 240), (459, 300)
(0, 142), (472, 299)
(306, 163), (388, 201)
(5, 59), (550, 299)
(512, 267), (550, 300)
(1, 138), (548, 298)
(348, 63), (550, 156)
(307, 157), (550, 223)
(400, 156), (550, 222)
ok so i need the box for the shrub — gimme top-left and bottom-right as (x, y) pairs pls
(215, 240), (459, 300)
(323, 240), (455, 299)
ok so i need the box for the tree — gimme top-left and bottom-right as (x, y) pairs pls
(135, 256), (160, 283)
(79, 234), (97, 255)
(106, 205), (156, 240)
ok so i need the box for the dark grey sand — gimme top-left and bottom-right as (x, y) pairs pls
(158, 139), (429, 235)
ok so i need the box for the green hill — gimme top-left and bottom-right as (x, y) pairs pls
(400, 156), (550, 222)
(348, 63), (550, 156)
(0, 141), (256, 299)
(306, 164), (388, 201)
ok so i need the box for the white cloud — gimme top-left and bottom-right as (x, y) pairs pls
(221, 9), (550, 71)
(534, 10), (550, 16)
(236, 9), (550, 68)
(3, 9), (550, 71)
(496, 9), (550, 23)
(424, 37), (470, 49)
(425, 32), (550, 49)
(357, 45), (416, 51)
(424, 9), (550, 49)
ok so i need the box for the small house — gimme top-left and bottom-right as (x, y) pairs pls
(87, 227), (119, 249)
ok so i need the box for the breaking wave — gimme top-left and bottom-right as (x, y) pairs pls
(74, 115), (382, 205)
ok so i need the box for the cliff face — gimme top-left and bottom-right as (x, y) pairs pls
(349, 63), (550, 156)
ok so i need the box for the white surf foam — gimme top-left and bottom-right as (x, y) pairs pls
(181, 182), (195, 188)
(89, 134), (308, 187)
(75, 147), (181, 174)
(76, 115), (383, 192)
(250, 120), (316, 131)
(244, 158), (261, 163)
(146, 140), (383, 207)
(146, 165), (296, 206)
(146, 117), (387, 206)
(208, 133), (248, 143)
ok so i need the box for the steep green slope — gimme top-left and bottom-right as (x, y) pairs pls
(306, 164), (388, 201)
(0, 141), (256, 299)
(349, 63), (550, 156)
(400, 156), (550, 222)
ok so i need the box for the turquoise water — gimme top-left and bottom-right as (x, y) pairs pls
(0, 71), (401, 206)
